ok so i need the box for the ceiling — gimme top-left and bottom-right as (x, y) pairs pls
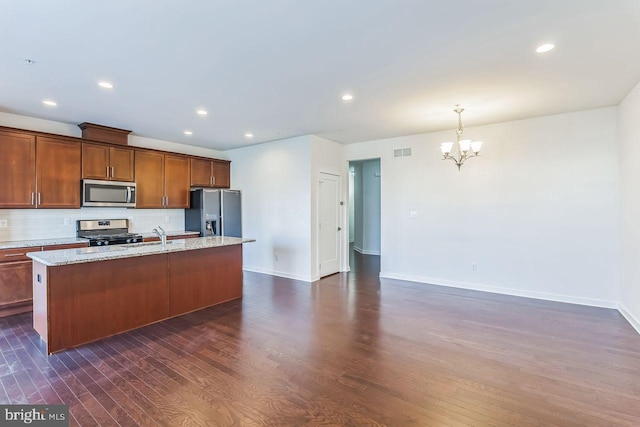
(1, 1), (639, 151)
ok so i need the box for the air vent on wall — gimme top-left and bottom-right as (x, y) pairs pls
(394, 147), (412, 158)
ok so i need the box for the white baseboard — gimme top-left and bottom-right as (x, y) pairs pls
(353, 246), (381, 256)
(378, 272), (618, 309)
(243, 266), (314, 283)
(619, 304), (640, 335)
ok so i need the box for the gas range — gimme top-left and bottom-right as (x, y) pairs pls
(77, 219), (143, 247)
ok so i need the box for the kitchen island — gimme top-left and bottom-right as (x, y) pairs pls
(28, 236), (254, 354)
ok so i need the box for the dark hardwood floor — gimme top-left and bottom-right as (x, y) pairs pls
(1, 250), (640, 426)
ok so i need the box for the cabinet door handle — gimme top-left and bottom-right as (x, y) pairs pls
(111, 166), (115, 177)
(212, 176), (216, 186)
(31, 192), (34, 205)
(106, 166), (110, 178)
(165, 196), (168, 207)
(37, 193), (41, 206)
(5, 253), (25, 257)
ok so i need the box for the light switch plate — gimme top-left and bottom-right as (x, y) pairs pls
(0, 219), (7, 228)
(410, 211), (418, 218)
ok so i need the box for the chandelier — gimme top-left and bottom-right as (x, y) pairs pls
(440, 105), (483, 170)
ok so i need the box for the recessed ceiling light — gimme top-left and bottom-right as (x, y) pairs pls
(536, 43), (555, 53)
(196, 109), (208, 116)
(342, 94), (354, 101)
(184, 130), (193, 136)
(42, 100), (57, 107)
(245, 133), (254, 138)
(98, 81), (114, 89)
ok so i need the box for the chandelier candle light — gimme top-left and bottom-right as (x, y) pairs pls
(440, 105), (483, 170)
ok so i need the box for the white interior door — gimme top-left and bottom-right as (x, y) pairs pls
(319, 172), (340, 277)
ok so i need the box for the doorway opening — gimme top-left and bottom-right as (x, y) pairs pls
(348, 159), (381, 274)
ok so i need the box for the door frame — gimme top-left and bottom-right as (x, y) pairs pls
(345, 157), (382, 273)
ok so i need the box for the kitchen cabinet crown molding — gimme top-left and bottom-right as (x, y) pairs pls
(0, 124), (230, 165)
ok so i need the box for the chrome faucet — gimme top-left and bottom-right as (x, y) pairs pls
(152, 226), (167, 247)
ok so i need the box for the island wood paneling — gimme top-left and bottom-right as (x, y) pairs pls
(33, 245), (244, 354)
(168, 245), (242, 316)
(42, 254), (169, 354)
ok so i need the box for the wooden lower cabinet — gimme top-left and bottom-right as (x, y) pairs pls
(0, 260), (34, 317)
(33, 245), (243, 354)
(0, 242), (88, 318)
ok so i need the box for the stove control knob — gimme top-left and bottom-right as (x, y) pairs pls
(126, 238), (132, 243)
(96, 241), (102, 246)
(131, 238), (138, 243)
(104, 241), (109, 246)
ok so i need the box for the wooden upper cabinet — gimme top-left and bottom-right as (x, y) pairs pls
(190, 158), (230, 188)
(135, 151), (189, 208)
(0, 130), (36, 208)
(164, 155), (190, 208)
(135, 150), (165, 208)
(212, 160), (230, 188)
(82, 143), (134, 182)
(82, 143), (109, 180)
(190, 158), (213, 187)
(36, 137), (82, 208)
(109, 146), (134, 181)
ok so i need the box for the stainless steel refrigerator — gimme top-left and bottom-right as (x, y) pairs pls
(185, 189), (242, 237)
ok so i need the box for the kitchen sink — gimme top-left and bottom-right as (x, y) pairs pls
(133, 241), (174, 247)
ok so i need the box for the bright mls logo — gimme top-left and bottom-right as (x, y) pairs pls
(1, 405), (68, 426)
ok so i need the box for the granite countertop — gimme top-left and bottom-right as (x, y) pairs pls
(0, 231), (200, 250)
(0, 237), (89, 250)
(28, 236), (255, 266)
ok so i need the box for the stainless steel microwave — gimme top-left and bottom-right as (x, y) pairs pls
(82, 179), (136, 208)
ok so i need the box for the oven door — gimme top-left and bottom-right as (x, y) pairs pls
(82, 179), (136, 207)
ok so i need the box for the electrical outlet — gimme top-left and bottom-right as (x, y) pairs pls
(471, 263), (478, 272)
(410, 211), (418, 218)
(0, 219), (7, 228)
(63, 218), (70, 226)
(274, 252), (279, 261)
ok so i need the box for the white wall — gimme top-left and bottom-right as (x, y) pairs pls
(619, 82), (640, 333)
(346, 107), (621, 307)
(228, 136), (313, 281)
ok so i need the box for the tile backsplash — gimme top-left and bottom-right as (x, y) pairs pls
(0, 208), (185, 242)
